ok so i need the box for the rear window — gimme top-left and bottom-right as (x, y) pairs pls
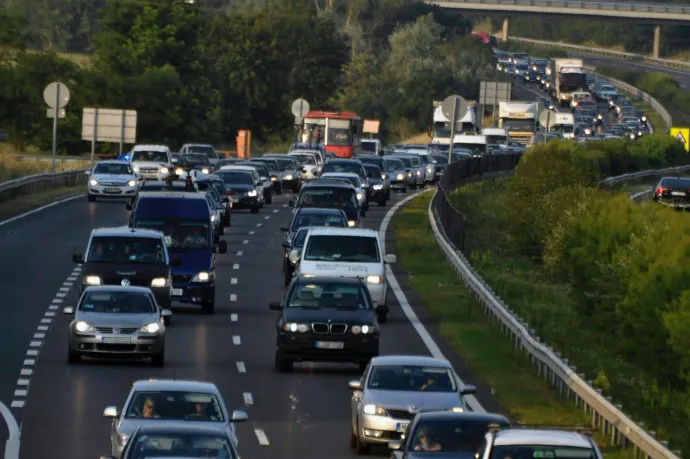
(131, 150), (168, 163)
(299, 187), (357, 208)
(134, 197), (209, 219)
(322, 161), (362, 176)
(661, 178), (690, 189)
(304, 235), (380, 262)
(324, 174), (361, 188)
(291, 211), (347, 232)
(361, 142), (377, 153)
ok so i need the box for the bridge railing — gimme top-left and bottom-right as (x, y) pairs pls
(428, 155), (682, 459)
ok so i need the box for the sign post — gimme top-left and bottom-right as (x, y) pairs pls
(441, 95), (469, 163)
(671, 127), (690, 152)
(43, 82), (71, 172)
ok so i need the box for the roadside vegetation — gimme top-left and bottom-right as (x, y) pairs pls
(446, 136), (690, 454)
(0, 145), (91, 181)
(0, 185), (83, 220)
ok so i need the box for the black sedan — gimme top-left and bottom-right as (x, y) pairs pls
(280, 206), (348, 244)
(363, 164), (388, 206)
(653, 176), (690, 209)
(215, 170), (261, 213)
(179, 153), (213, 175)
(269, 276), (384, 372)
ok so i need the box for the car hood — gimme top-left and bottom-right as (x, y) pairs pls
(363, 389), (463, 410)
(75, 312), (159, 328)
(283, 307), (376, 325)
(132, 161), (170, 168)
(117, 419), (230, 438)
(407, 452), (476, 459)
(92, 174), (136, 182)
(168, 249), (212, 274)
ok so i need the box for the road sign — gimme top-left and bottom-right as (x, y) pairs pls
(363, 120), (380, 134)
(671, 127), (689, 152)
(291, 99), (310, 119)
(479, 82), (512, 105)
(46, 108), (66, 119)
(441, 95), (469, 122)
(82, 108), (138, 160)
(43, 82), (70, 109)
(539, 110), (555, 130)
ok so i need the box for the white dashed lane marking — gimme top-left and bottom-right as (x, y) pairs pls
(231, 278), (238, 285)
(243, 392), (253, 406)
(242, 240), (248, 245)
(264, 216), (270, 220)
(249, 231), (255, 235)
(236, 251), (243, 256)
(256, 223), (262, 227)
(233, 264), (240, 270)
(231, 313), (238, 322)
(230, 294), (237, 302)
(282, 204), (288, 208)
(254, 429), (270, 446)
(273, 209), (279, 213)
(232, 336), (241, 345)
(236, 362), (246, 373)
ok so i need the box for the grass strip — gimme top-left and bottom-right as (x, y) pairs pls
(391, 191), (632, 458)
(0, 186), (83, 221)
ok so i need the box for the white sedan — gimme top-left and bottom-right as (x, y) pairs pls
(86, 160), (137, 202)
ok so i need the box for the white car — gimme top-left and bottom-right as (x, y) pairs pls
(320, 172), (368, 210)
(130, 145), (173, 180)
(86, 160), (137, 202)
(289, 151), (321, 180)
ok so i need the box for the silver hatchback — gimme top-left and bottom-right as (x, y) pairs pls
(64, 286), (171, 365)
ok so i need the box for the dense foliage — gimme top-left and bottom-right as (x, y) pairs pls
(0, 0), (493, 153)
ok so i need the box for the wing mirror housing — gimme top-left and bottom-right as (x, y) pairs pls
(376, 304), (389, 315)
(388, 440), (402, 450)
(288, 198), (295, 207)
(461, 385), (477, 395)
(84, 170), (91, 176)
(269, 302), (283, 310)
(72, 253), (84, 264)
(280, 225), (289, 232)
(231, 409), (248, 422)
(281, 241), (291, 249)
(385, 254), (396, 264)
(103, 406), (119, 418)
(63, 306), (75, 315)
(171, 257), (182, 266)
(161, 309), (173, 318)
(348, 380), (362, 390)
(216, 240), (228, 254)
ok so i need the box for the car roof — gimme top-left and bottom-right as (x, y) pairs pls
(91, 227), (164, 238)
(494, 429), (592, 447)
(370, 355), (452, 367)
(83, 285), (154, 294)
(135, 422), (227, 435)
(295, 207), (346, 215)
(94, 160), (130, 165)
(132, 144), (169, 151)
(132, 379), (220, 392)
(182, 143), (214, 148)
(414, 411), (509, 423)
(294, 275), (364, 285)
(306, 227), (378, 237)
(140, 181), (189, 188)
(303, 179), (354, 189)
(219, 165), (256, 172)
(136, 191), (206, 200)
(320, 172), (361, 178)
(325, 158), (360, 163)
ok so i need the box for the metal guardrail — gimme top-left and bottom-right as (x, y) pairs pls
(428, 156), (682, 459)
(507, 36), (690, 71)
(0, 169), (89, 203)
(600, 165), (690, 186)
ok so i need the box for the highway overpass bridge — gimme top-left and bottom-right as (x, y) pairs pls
(426, 0), (690, 58)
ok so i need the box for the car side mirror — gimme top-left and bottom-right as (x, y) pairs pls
(126, 202), (133, 211)
(348, 380), (362, 390)
(269, 302), (283, 310)
(84, 170), (91, 176)
(288, 198), (295, 207)
(280, 225), (289, 232)
(281, 241), (290, 249)
(232, 409), (249, 422)
(63, 306), (74, 315)
(161, 309), (173, 318)
(376, 304), (389, 315)
(385, 254), (397, 264)
(461, 385), (477, 395)
(103, 406), (119, 418)
(72, 253), (84, 264)
(388, 440), (402, 450)
(217, 240), (228, 254)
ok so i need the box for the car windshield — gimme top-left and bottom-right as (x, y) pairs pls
(409, 419), (508, 453)
(304, 235), (380, 262)
(385, 159), (404, 170)
(93, 163), (133, 175)
(431, 155), (449, 165)
(87, 236), (166, 264)
(79, 291), (156, 314)
(291, 211), (347, 232)
(186, 145), (217, 158)
(248, 163), (269, 178)
(396, 157), (413, 168)
(216, 171), (254, 186)
(367, 365), (457, 392)
(322, 161), (362, 176)
(125, 391), (225, 422)
(361, 142), (377, 153)
(183, 154), (211, 166)
(299, 188), (357, 208)
(131, 151), (168, 162)
(256, 159), (279, 172)
(134, 220), (210, 249)
(272, 158), (296, 171)
(358, 157), (385, 168)
(290, 154), (316, 165)
(287, 282), (371, 310)
(550, 124), (574, 134)
(324, 174), (361, 188)
(364, 165), (382, 177)
(489, 446), (596, 459)
(128, 432), (234, 459)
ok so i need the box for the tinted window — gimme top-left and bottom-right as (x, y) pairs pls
(431, 155), (449, 165)
(322, 161), (363, 176)
(661, 178), (690, 188)
(323, 174), (361, 188)
(128, 432), (234, 459)
(256, 159), (279, 172)
(125, 391), (225, 422)
(489, 446), (595, 459)
(385, 159), (404, 170)
(304, 235), (380, 262)
(271, 158), (296, 171)
(397, 157), (413, 168)
(358, 157), (386, 170)
(287, 282), (371, 310)
(248, 163), (269, 177)
(88, 236), (166, 264)
(367, 365), (457, 392)
(409, 419), (508, 453)
(131, 151), (168, 162)
(134, 219), (210, 249)
(290, 154), (316, 165)
(291, 211), (347, 232)
(186, 145), (217, 158)
(216, 171), (254, 185)
(182, 154), (211, 165)
(93, 163), (133, 175)
(79, 291), (156, 314)
(361, 142), (377, 152)
(364, 164), (382, 177)
(298, 187), (357, 208)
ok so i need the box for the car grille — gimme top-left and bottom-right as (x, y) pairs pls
(387, 409), (416, 420)
(139, 167), (159, 173)
(95, 327), (138, 335)
(101, 182), (127, 186)
(101, 278), (151, 287)
(173, 274), (192, 284)
(311, 323), (348, 334)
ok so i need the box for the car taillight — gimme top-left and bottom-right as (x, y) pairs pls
(227, 190), (236, 196)
(656, 187), (667, 194)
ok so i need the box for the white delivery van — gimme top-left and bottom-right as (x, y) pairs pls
(294, 227), (396, 322)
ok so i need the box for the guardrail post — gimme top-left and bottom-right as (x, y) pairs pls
(653, 25), (661, 59)
(502, 17), (510, 42)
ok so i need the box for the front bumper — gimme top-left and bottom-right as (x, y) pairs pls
(229, 195), (260, 209)
(390, 179), (406, 190)
(88, 184), (137, 198)
(370, 188), (387, 202)
(133, 169), (167, 180)
(171, 275), (215, 305)
(358, 412), (411, 444)
(69, 331), (164, 356)
(276, 332), (379, 363)
(282, 175), (300, 190)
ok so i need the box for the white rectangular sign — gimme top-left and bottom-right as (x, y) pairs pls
(47, 108), (66, 119)
(81, 108), (137, 143)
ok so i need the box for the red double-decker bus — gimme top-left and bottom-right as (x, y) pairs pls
(300, 110), (363, 158)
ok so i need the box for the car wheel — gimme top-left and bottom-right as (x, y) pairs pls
(355, 427), (370, 455)
(266, 193), (273, 204)
(274, 352), (293, 372)
(284, 268), (292, 287)
(151, 348), (165, 367)
(87, 194), (96, 202)
(67, 348), (81, 364)
(250, 206), (260, 214)
(202, 299), (215, 315)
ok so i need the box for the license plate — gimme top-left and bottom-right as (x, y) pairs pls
(230, 196), (238, 203)
(102, 337), (131, 344)
(172, 288), (183, 296)
(104, 187), (120, 193)
(396, 423), (408, 432)
(315, 341), (343, 349)
(671, 191), (686, 196)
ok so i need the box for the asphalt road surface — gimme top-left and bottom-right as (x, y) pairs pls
(0, 185), (506, 459)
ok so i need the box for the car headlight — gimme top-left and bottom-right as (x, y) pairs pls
(373, 184), (383, 190)
(288, 250), (300, 264)
(396, 173), (404, 180)
(427, 167), (433, 173)
(407, 172), (412, 177)
(160, 167), (169, 174)
(597, 114), (603, 119)
(271, 176), (277, 182)
(84, 275), (101, 285)
(356, 193), (362, 200)
(585, 129), (591, 135)
(75, 321), (95, 333)
(284, 174), (294, 180)
(151, 277), (167, 287)
(416, 170), (421, 175)
(638, 131), (643, 136)
(192, 272), (212, 282)
(362, 183), (369, 189)
(546, 83), (550, 88)
(367, 275), (382, 284)
(127, 179), (136, 187)
(630, 134), (636, 139)
(352, 325), (376, 335)
(348, 220), (356, 227)
(133, 166), (140, 173)
(175, 168), (184, 175)
(117, 434), (129, 447)
(201, 168), (209, 174)
(283, 322), (309, 333)
(247, 190), (257, 197)
(642, 115), (647, 121)
(210, 214), (217, 223)
(140, 322), (161, 334)
(89, 179), (99, 186)
(363, 404), (387, 416)
(450, 407), (464, 413)
(381, 174), (387, 179)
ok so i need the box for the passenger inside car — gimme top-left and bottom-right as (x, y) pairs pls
(413, 428), (442, 452)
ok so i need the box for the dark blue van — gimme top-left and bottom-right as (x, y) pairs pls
(128, 191), (227, 314)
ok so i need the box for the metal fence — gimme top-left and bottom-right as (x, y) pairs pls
(428, 155), (682, 459)
(0, 169), (88, 203)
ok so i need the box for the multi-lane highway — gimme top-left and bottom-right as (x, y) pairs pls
(0, 184), (505, 458)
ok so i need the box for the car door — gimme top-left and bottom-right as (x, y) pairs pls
(351, 362), (371, 430)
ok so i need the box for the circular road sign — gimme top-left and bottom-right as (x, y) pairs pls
(441, 95), (468, 123)
(43, 82), (71, 109)
(291, 98), (310, 118)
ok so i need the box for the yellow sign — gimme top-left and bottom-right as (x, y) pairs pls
(671, 127), (690, 152)
(508, 112), (529, 119)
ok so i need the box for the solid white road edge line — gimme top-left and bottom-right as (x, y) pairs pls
(378, 189), (486, 413)
(0, 194), (85, 228)
(0, 400), (20, 459)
